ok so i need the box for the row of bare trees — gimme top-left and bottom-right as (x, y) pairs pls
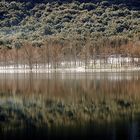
(0, 37), (140, 70)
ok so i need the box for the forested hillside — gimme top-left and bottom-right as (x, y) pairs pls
(0, 0), (140, 45)
(0, 0), (140, 70)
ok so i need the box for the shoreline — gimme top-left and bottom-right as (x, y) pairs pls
(0, 67), (140, 73)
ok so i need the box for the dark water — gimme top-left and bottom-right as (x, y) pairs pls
(1, 119), (140, 140)
(0, 72), (140, 139)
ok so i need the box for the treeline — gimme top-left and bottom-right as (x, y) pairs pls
(3, 0), (140, 4)
(0, 37), (140, 69)
(2, 0), (140, 10)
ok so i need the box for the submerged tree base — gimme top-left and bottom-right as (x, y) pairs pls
(0, 66), (140, 73)
(0, 95), (140, 132)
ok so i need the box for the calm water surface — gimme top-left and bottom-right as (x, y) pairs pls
(0, 72), (140, 140)
(0, 72), (140, 98)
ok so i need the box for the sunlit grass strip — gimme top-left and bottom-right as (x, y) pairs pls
(0, 95), (140, 131)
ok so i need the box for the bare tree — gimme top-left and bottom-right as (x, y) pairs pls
(22, 42), (35, 70)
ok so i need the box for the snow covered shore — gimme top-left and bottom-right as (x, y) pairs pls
(0, 56), (140, 73)
(0, 66), (140, 73)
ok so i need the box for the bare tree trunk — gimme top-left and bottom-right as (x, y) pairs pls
(16, 49), (19, 69)
(23, 43), (33, 70)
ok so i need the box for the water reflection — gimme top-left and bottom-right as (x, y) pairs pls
(0, 72), (140, 99)
(0, 72), (140, 100)
(0, 72), (140, 139)
(1, 118), (140, 140)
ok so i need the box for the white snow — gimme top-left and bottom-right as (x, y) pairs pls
(0, 56), (139, 73)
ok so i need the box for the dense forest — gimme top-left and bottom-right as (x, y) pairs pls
(0, 0), (140, 69)
(1, 0), (140, 40)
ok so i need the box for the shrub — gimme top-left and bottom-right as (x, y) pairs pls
(100, 1), (110, 7)
(42, 25), (54, 35)
(132, 11), (140, 18)
(80, 3), (96, 11)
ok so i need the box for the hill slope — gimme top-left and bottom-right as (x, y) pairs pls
(0, 0), (140, 46)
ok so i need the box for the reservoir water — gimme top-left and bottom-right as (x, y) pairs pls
(0, 72), (140, 140)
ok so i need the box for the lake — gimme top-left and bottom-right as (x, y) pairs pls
(0, 72), (140, 140)
(0, 72), (140, 99)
